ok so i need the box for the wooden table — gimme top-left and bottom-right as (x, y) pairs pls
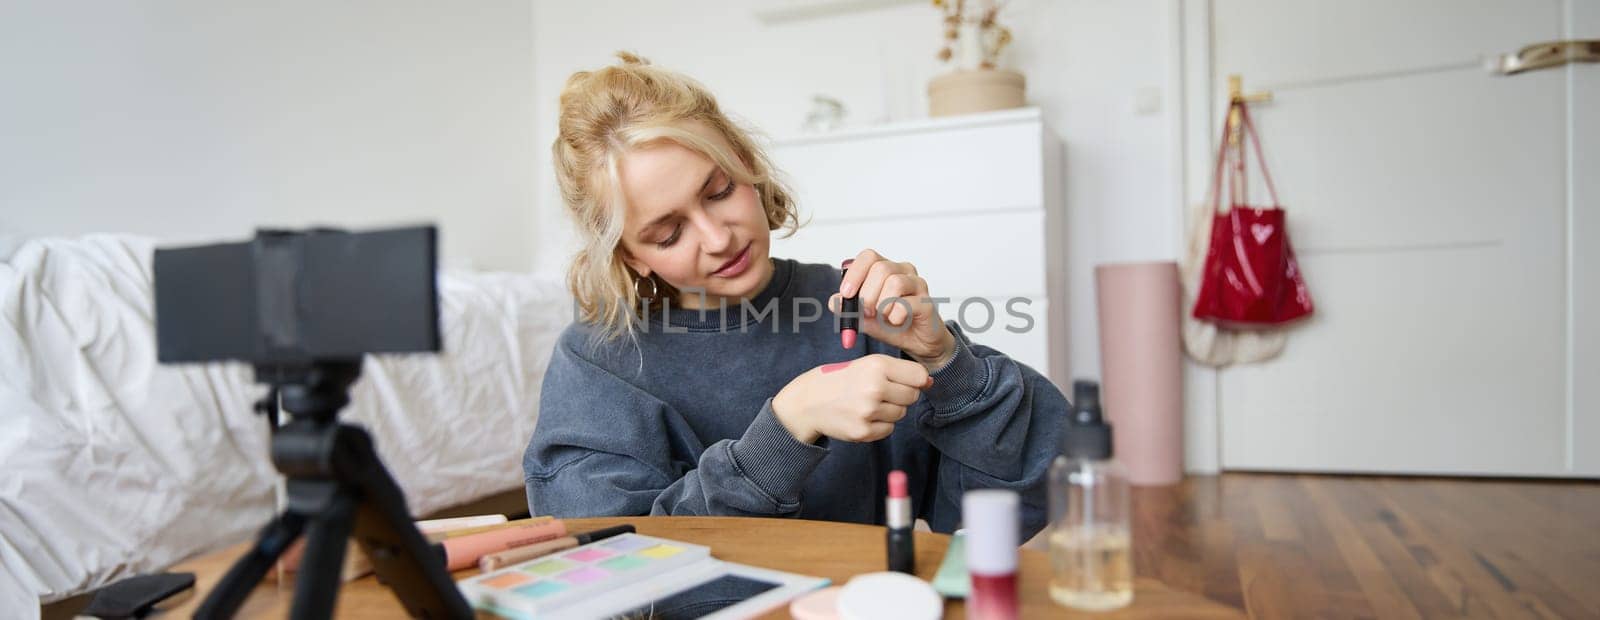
(169, 516), (1241, 618)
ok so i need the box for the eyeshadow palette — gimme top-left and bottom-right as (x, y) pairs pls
(457, 533), (829, 619)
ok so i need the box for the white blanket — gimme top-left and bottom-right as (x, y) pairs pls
(0, 235), (570, 615)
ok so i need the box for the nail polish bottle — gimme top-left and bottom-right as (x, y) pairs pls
(964, 489), (1019, 620)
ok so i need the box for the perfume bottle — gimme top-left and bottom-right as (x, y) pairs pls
(1048, 380), (1133, 611)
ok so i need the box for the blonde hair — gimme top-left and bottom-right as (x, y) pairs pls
(552, 51), (800, 340)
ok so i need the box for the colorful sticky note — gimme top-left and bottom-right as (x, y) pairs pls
(560, 566), (610, 585)
(480, 572), (532, 590)
(563, 547), (614, 563)
(638, 544), (684, 559)
(521, 558), (578, 576)
(513, 580), (567, 599)
(601, 555), (648, 572)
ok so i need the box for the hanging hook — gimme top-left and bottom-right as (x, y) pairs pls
(1227, 74), (1274, 145)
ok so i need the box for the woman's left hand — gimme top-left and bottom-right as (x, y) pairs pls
(830, 249), (957, 371)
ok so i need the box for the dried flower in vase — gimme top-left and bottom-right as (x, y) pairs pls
(932, 0), (1012, 70)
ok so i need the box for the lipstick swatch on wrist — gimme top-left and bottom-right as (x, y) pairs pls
(820, 361), (852, 374)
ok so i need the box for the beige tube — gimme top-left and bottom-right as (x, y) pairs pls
(478, 536), (579, 572)
(441, 520), (568, 570)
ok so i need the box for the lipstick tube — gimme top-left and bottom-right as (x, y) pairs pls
(886, 470), (914, 574)
(840, 259), (859, 349)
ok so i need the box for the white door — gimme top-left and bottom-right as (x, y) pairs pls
(1193, 0), (1597, 476)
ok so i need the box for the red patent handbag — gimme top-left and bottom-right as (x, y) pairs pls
(1191, 100), (1314, 327)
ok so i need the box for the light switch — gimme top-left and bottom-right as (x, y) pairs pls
(1133, 87), (1162, 115)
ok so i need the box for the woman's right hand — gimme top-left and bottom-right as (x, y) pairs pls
(771, 354), (932, 444)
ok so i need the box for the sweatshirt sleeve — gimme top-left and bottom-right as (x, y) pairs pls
(523, 331), (829, 518)
(899, 322), (1069, 538)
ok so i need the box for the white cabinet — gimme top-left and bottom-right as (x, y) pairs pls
(769, 108), (1069, 387)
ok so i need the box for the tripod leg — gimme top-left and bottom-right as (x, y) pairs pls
(341, 427), (473, 618)
(289, 492), (357, 620)
(195, 511), (307, 620)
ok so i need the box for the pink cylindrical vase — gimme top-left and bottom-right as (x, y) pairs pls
(1095, 261), (1184, 486)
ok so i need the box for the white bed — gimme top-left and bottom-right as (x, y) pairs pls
(0, 234), (571, 617)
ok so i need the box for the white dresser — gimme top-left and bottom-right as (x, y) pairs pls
(769, 108), (1068, 388)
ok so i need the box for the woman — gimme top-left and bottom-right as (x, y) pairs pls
(523, 53), (1068, 537)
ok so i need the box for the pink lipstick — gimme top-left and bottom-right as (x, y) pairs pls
(886, 470), (914, 574)
(839, 259), (858, 349)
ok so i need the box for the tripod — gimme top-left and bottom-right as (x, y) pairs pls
(195, 360), (472, 619)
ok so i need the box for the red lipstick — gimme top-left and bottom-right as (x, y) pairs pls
(839, 259), (859, 349)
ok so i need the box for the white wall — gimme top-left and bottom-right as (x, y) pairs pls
(530, 0), (1183, 386)
(0, 0), (1192, 459)
(0, 1), (536, 270)
(0, 0), (1181, 372)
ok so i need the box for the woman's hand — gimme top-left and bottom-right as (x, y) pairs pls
(771, 354), (932, 444)
(830, 249), (957, 370)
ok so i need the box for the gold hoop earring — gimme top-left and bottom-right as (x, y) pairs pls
(634, 273), (659, 300)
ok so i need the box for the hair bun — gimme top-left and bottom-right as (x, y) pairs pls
(615, 51), (651, 66)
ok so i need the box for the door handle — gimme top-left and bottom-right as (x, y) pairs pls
(1488, 39), (1600, 76)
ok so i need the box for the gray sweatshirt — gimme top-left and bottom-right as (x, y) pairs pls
(522, 258), (1069, 537)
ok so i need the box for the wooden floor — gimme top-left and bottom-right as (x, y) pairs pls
(1137, 474), (1600, 619)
